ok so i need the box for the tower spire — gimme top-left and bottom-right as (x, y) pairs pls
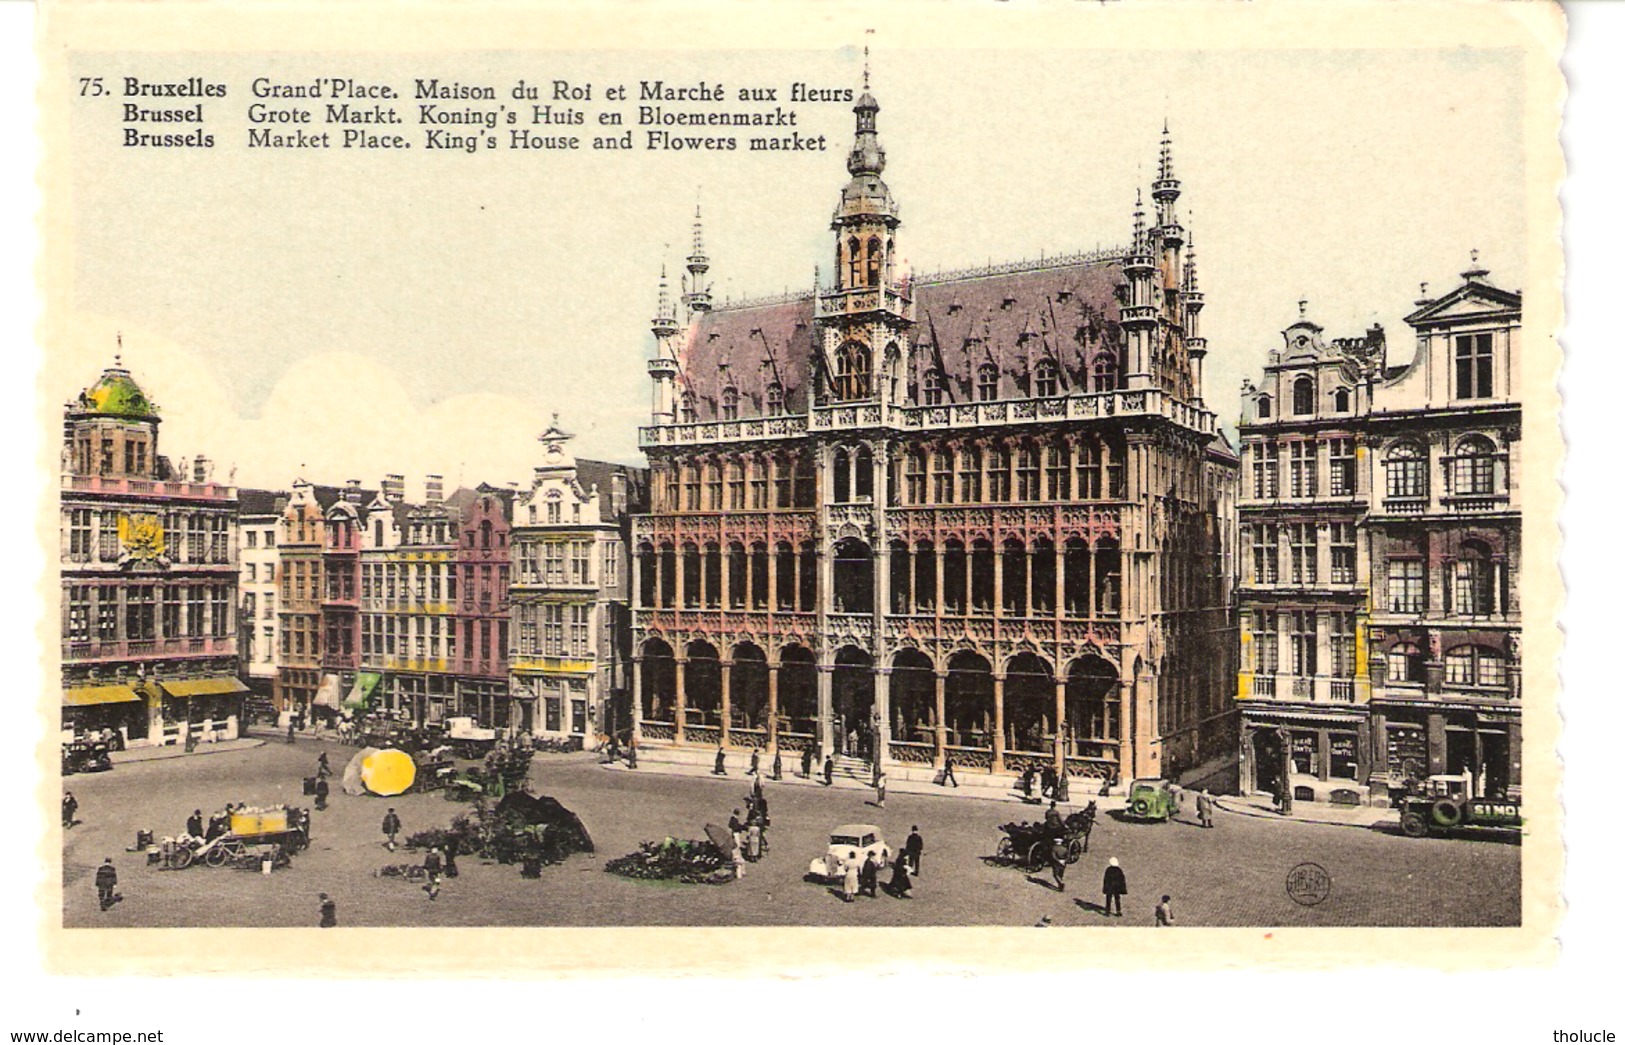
(1132, 188), (1147, 251)
(652, 261), (678, 339)
(683, 191), (713, 314)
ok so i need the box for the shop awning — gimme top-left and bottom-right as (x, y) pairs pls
(63, 684), (142, 707)
(314, 674), (343, 709)
(343, 672), (383, 710)
(158, 677), (251, 698)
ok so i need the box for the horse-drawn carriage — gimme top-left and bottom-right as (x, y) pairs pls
(995, 804), (1097, 869)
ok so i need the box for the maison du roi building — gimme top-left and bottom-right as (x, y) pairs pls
(630, 84), (1239, 787)
(59, 357), (247, 747)
(1234, 258), (1522, 805)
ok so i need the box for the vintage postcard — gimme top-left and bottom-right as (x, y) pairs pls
(36, 0), (1564, 975)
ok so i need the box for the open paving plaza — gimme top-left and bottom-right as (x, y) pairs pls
(60, 733), (1520, 930)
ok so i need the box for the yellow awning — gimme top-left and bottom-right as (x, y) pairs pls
(64, 684), (142, 707)
(158, 677), (250, 698)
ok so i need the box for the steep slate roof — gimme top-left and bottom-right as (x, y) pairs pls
(671, 255), (1126, 421)
(237, 488), (287, 517)
(576, 457), (649, 523)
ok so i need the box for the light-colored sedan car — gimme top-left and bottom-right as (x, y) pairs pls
(808, 824), (892, 880)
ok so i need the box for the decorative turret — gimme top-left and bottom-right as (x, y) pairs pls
(648, 264), (681, 425)
(1121, 188), (1159, 391)
(1462, 248), (1490, 284)
(1184, 229), (1207, 406)
(63, 338), (164, 480)
(682, 197), (713, 315)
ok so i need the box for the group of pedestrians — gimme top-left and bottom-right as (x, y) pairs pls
(1017, 765), (1070, 804)
(725, 782), (772, 876)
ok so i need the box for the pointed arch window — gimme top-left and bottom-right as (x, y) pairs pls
(679, 391), (698, 424)
(1035, 359), (1060, 398)
(846, 236), (862, 288)
(834, 341), (872, 401)
(721, 386), (739, 421)
(765, 382), (784, 416)
(977, 363), (1000, 402)
(1092, 354), (1119, 393)
(865, 236), (882, 287)
(923, 368), (946, 406)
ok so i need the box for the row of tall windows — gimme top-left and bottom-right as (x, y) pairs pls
(1246, 522), (1358, 587)
(359, 613), (458, 660)
(884, 537), (1122, 618)
(359, 562), (459, 604)
(655, 454), (818, 513)
(1383, 642), (1507, 689)
(64, 583), (232, 642)
(892, 436), (1127, 507)
(513, 603), (593, 657)
(1248, 439), (1357, 500)
(1249, 610), (1356, 678)
(1382, 540), (1506, 616)
(64, 509), (232, 564)
(639, 541), (818, 613)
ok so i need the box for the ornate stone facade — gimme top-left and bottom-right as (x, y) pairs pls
(631, 87), (1237, 785)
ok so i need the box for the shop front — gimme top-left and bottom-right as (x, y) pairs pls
(62, 683), (147, 746)
(1371, 701), (1520, 802)
(156, 676), (250, 745)
(1238, 706), (1373, 805)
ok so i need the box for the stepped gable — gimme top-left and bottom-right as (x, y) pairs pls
(671, 254), (1126, 422)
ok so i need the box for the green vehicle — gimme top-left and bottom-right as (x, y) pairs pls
(1125, 778), (1179, 822)
(1398, 774), (1522, 839)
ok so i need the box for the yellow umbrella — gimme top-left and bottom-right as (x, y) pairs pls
(361, 748), (417, 797)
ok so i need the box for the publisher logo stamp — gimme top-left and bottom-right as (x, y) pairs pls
(1286, 862), (1332, 907)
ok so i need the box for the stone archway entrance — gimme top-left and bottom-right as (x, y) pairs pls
(832, 646), (876, 761)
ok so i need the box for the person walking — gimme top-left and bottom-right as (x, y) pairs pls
(713, 746), (728, 776)
(627, 738), (638, 769)
(801, 746), (815, 780)
(771, 751), (783, 781)
(286, 720), (296, 744)
(860, 852), (879, 898)
(941, 754), (959, 788)
(748, 749), (760, 777)
(1047, 836), (1070, 891)
(874, 768), (887, 809)
(1199, 790), (1216, 828)
(317, 752), (331, 778)
(747, 821), (762, 862)
(381, 808), (402, 851)
(62, 791), (78, 829)
(318, 893), (337, 928)
(1155, 894), (1175, 926)
(313, 775), (330, 811)
(842, 850), (860, 903)
(443, 834), (460, 878)
(822, 754), (835, 787)
(1102, 857), (1127, 917)
(904, 826), (924, 876)
(186, 809), (204, 838)
(422, 847), (444, 900)
(94, 857), (118, 911)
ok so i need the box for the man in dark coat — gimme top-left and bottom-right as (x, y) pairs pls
(771, 752), (783, 781)
(1049, 835), (1070, 891)
(313, 776), (330, 811)
(94, 857), (118, 911)
(318, 893), (337, 928)
(713, 746), (727, 776)
(317, 752), (331, 778)
(1102, 857), (1128, 917)
(1044, 801), (1064, 832)
(801, 746), (814, 779)
(381, 808), (402, 850)
(62, 791), (78, 828)
(859, 852), (879, 898)
(904, 826), (924, 876)
(748, 749), (760, 777)
(887, 852), (913, 898)
(941, 755), (959, 788)
(822, 755), (835, 786)
(186, 809), (204, 838)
